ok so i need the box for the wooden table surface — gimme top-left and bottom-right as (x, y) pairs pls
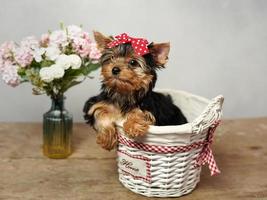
(0, 118), (267, 200)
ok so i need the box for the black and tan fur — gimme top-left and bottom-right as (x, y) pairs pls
(83, 32), (187, 150)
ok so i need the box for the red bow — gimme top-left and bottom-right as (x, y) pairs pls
(107, 33), (149, 56)
(195, 121), (221, 176)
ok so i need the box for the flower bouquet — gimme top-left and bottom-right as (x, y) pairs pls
(0, 24), (101, 158)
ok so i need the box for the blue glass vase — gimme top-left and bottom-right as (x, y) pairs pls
(43, 96), (72, 159)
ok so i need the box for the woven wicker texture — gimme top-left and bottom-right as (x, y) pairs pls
(116, 89), (224, 197)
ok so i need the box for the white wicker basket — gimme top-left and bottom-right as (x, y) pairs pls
(116, 89), (224, 197)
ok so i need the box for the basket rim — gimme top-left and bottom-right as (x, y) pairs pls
(115, 89), (222, 134)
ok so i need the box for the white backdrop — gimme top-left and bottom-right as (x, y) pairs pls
(0, 0), (266, 122)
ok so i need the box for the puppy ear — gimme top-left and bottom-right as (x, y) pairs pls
(93, 31), (113, 52)
(149, 42), (170, 67)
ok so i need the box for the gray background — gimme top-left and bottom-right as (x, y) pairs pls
(0, 0), (266, 122)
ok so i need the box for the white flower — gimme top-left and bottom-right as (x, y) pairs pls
(67, 25), (82, 39)
(56, 54), (71, 70)
(39, 67), (53, 82)
(50, 64), (64, 79)
(45, 46), (61, 61)
(49, 30), (68, 47)
(32, 47), (45, 62)
(39, 64), (64, 82)
(68, 54), (82, 69)
(55, 54), (82, 70)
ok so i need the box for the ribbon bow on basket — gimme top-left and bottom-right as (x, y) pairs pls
(107, 33), (149, 56)
(194, 121), (221, 176)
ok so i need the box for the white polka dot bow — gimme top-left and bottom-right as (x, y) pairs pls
(107, 33), (149, 56)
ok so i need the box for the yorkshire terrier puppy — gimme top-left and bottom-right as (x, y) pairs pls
(83, 32), (187, 150)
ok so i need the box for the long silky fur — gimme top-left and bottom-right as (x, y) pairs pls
(83, 43), (187, 126)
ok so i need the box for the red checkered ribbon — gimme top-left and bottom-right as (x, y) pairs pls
(195, 121), (221, 176)
(118, 121), (221, 176)
(107, 33), (149, 56)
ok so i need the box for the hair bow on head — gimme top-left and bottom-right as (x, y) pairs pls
(107, 33), (149, 56)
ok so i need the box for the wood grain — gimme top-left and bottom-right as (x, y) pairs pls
(0, 118), (267, 200)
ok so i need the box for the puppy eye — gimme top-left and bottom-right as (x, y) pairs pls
(129, 59), (139, 67)
(108, 55), (115, 62)
(102, 56), (114, 65)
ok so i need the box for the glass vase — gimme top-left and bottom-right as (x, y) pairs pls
(43, 95), (73, 159)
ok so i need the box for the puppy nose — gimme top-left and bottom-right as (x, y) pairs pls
(112, 67), (121, 75)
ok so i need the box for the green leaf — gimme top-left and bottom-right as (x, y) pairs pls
(32, 87), (45, 95)
(82, 63), (101, 76)
(29, 60), (42, 69)
(60, 79), (84, 94)
(17, 68), (26, 76)
(60, 22), (65, 30)
(40, 60), (54, 67)
(17, 68), (30, 81)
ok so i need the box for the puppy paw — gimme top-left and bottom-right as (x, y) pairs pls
(123, 119), (150, 138)
(96, 126), (118, 150)
(123, 109), (155, 138)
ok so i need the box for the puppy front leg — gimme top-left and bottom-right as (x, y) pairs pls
(123, 108), (155, 138)
(88, 102), (121, 150)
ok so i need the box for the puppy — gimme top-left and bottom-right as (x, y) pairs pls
(83, 32), (187, 150)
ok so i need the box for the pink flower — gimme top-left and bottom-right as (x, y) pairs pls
(20, 36), (39, 50)
(40, 33), (50, 47)
(0, 59), (12, 73)
(81, 31), (91, 41)
(49, 30), (68, 47)
(0, 58), (4, 73)
(67, 25), (83, 39)
(0, 41), (15, 60)
(1, 64), (20, 87)
(14, 47), (33, 67)
(89, 43), (101, 60)
(13, 37), (40, 67)
(72, 37), (92, 58)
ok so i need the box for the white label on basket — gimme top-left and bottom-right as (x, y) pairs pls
(117, 150), (151, 182)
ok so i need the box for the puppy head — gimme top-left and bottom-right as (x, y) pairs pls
(94, 31), (170, 96)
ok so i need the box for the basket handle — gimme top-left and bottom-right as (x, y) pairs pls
(192, 95), (224, 134)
